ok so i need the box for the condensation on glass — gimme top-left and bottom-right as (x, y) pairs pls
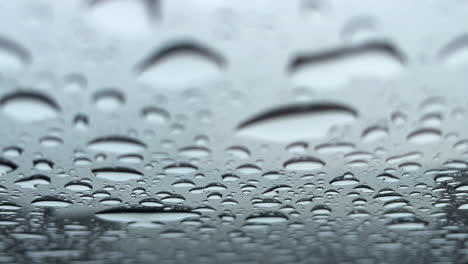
(1, 0), (468, 263)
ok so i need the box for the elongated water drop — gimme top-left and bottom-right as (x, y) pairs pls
(236, 103), (357, 142)
(1, 91), (60, 122)
(289, 42), (404, 90)
(137, 42), (225, 87)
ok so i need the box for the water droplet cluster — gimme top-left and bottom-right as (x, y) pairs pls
(1, 0), (468, 263)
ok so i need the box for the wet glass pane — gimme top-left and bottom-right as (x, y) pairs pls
(1, 1), (468, 263)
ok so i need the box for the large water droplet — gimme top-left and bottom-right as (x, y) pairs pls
(330, 173), (359, 186)
(32, 197), (72, 207)
(137, 43), (224, 87)
(236, 103), (357, 142)
(164, 163), (198, 174)
(87, 0), (154, 36)
(0, 158), (17, 176)
(93, 167), (143, 181)
(407, 128), (441, 144)
(439, 34), (468, 66)
(141, 107), (170, 124)
(289, 42), (404, 90)
(95, 208), (199, 223)
(15, 175), (51, 189)
(0, 35), (30, 73)
(0, 91), (60, 122)
(87, 136), (147, 154)
(93, 89), (125, 113)
(246, 212), (288, 224)
(283, 157), (325, 170)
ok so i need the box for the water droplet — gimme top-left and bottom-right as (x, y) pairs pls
(262, 171), (283, 180)
(315, 142), (355, 154)
(118, 154), (143, 164)
(32, 197), (72, 207)
(178, 146), (211, 158)
(65, 181), (92, 191)
(386, 152), (422, 164)
(236, 164), (262, 174)
(330, 173), (359, 186)
(93, 167), (143, 181)
(0, 202), (20, 210)
(386, 218), (427, 230)
(252, 199), (282, 208)
(39, 136), (63, 147)
(137, 42), (225, 87)
(0, 35), (30, 73)
(33, 159), (54, 170)
(74, 114), (89, 130)
(246, 212), (288, 224)
(87, 136), (147, 154)
(95, 208), (199, 223)
(140, 198), (164, 207)
(236, 103), (357, 142)
(284, 157), (325, 170)
(172, 179), (196, 188)
(93, 89), (125, 113)
(141, 107), (170, 124)
(164, 163), (197, 174)
(377, 173), (400, 182)
(0, 91), (60, 122)
(221, 173), (240, 182)
(341, 16), (378, 43)
(226, 146), (250, 159)
(289, 42), (404, 90)
(64, 73), (87, 93)
(2, 146), (22, 157)
(361, 126), (388, 142)
(87, 0), (154, 36)
(399, 162), (421, 171)
(391, 112), (407, 126)
(439, 34), (468, 66)
(407, 128), (441, 144)
(0, 158), (17, 176)
(15, 175), (51, 188)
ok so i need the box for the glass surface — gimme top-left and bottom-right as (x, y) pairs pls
(1, 1), (468, 263)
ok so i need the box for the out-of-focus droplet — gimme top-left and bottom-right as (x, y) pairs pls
(439, 34), (468, 66)
(284, 157), (325, 170)
(361, 126), (388, 142)
(95, 209), (199, 223)
(289, 42), (404, 90)
(142, 107), (170, 124)
(0, 35), (30, 73)
(137, 43), (224, 88)
(1, 92), (60, 122)
(93, 89), (125, 113)
(0, 158), (17, 176)
(93, 167), (143, 181)
(164, 163), (198, 174)
(87, 0), (154, 36)
(407, 128), (441, 144)
(236, 103), (357, 142)
(87, 136), (147, 154)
